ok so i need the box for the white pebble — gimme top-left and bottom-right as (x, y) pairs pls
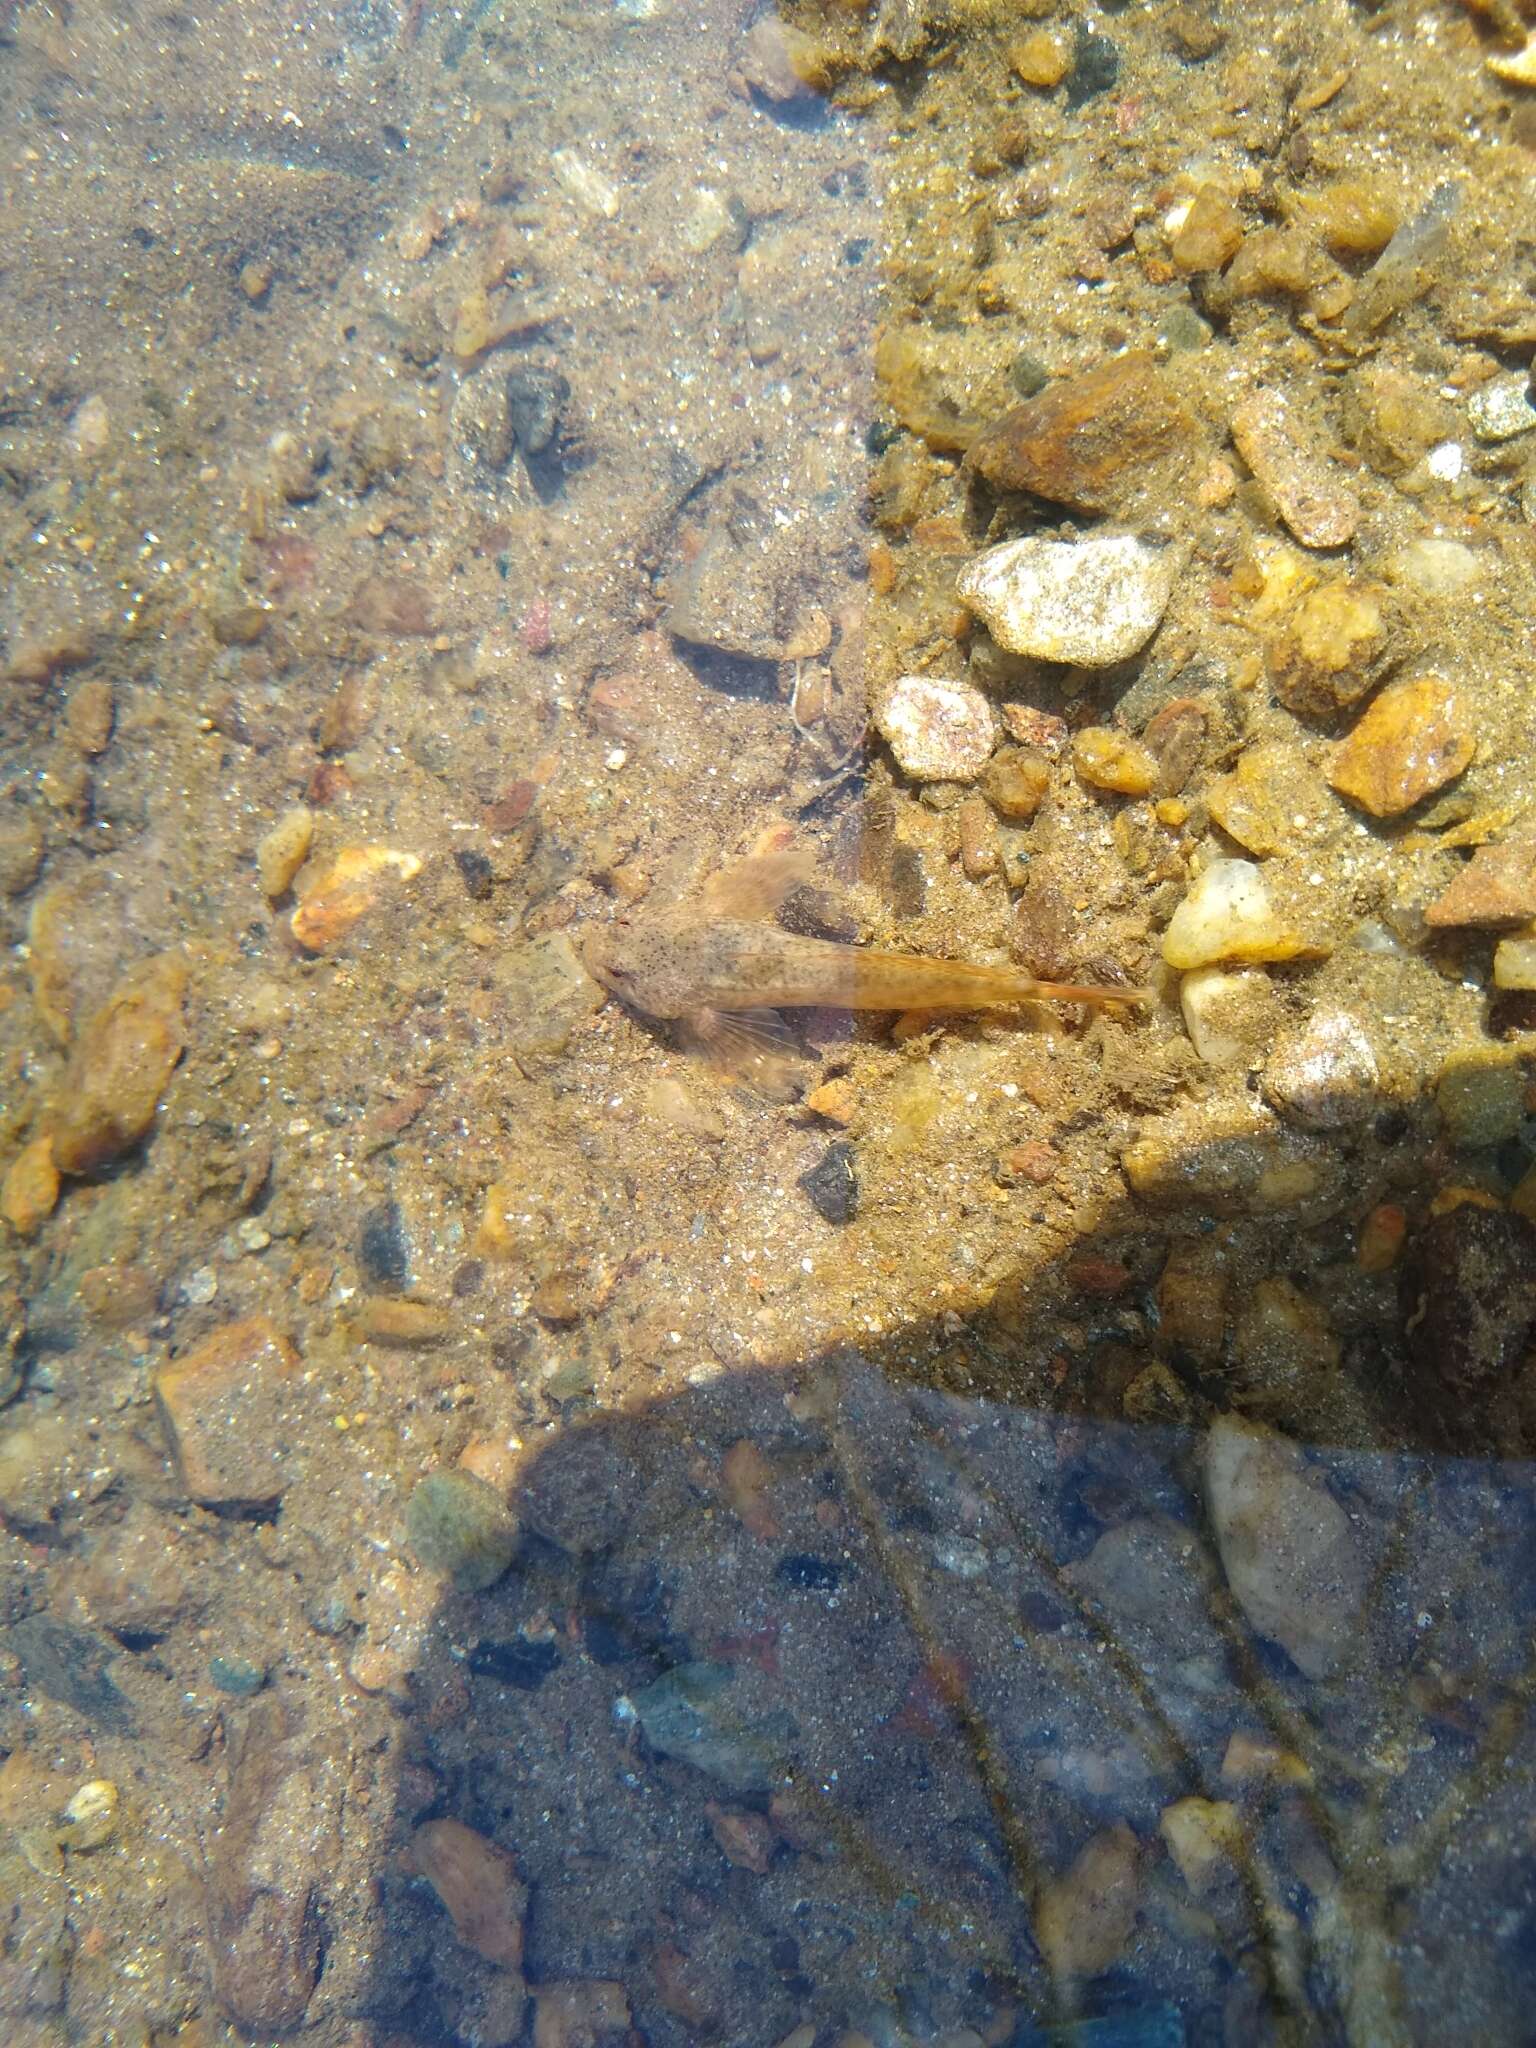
(1162, 859), (1297, 972)
(873, 674), (996, 782)
(956, 532), (1179, 666)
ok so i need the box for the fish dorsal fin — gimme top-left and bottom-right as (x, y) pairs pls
(701, 845), (818, 923)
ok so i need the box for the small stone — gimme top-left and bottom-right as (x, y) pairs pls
(800, 1140), (858, 1225)
(1, 1136), (60, 1238)
(1141, 697), (1208, 794)
(209, 1653), (268, 1697)
(956, 532), (1178, 666)
(1435, 1046), (1528, 1148)
(805, 1077), (856, 1125)
(1206, 745), (1294, 858)
(1071, 727), (1160, 797)
(354, 1296), (455, 1347)
(1012, 28), (1070, 88)
(0, 809), (44, 896)
(1425, 838), (1536, 928)
(965, 350), (1199, 516)
(994, 1139), (1059, 1187)
(532, 1981), (632, 2048)
(405, 1470), (518, 1592)
(1164, 5), (1224, 59)
(1157, 1248), (1228, 1363)
(1160, 1797), (1243, 1897)
(238, 258), (273, 303)
(1171, 185), (1244, 272)
(450, 369), (514, 474)
(1233, 1276), (1342, 1404)
(1261, 1011), (1381, 1130)
(51, 958), (187, 1177)
(1204, 1414), (1367, 1679)
(1297, 181), (1398, 257)
(1357, 1201), (1407, 1274)
(1493, 923), (1536, 990)
(1178, 967), (1281, 1066)
(957, 793), (998, 879)
(1467, 372), (1536, 442)
(627, 1660), (786, 1792)
(1398, 1205), (1536, 1416)
(1345, 364), (1457, 476)
(62, 677), (114, 756)
(290, 844), (422, 951)
(873, 675), (995, 782)
(58, 1779), (119, 1852)
(980, 746), (1051, 820)
(316, 672), (378, 755)
(1162, 859), (1314, 971)
(1231, 389), (1360, 549)
(6, 626), (93, 686)
(406, 1817), (527, 1971)
(1266, 580), (1395, 720)
(1488, 33), (1536, 86)
(208, 601), (271, 646)
(1387, 536), (1481, 597)
(1035, 1826), (1141, 1982)
(256, 807), (315, 901)
(1327, 673), (1474, 817)
(152, 1315), (302, 1509)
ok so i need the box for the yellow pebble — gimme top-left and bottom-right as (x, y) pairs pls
(1012, 28), (1070, 87)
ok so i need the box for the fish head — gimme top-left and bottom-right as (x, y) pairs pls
(581, 916), (641, 998)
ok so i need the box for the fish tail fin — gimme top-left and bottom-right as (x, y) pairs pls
(1020, 978), (1152, 1008)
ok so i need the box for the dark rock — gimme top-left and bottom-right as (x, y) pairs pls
(358, 1197), (410, 1290)
(628, 1660), (792, 1792)
(800, 1141), (858, 1226)
(1066, 23), (1120, 109)
(7, 1614), (137, 1734)
(468, 1635), (561, 1690)
(774, 1553), (842, 1591)
(517, 1423), (636, 1555)
(506, 367), (570, 456)
(452, 848), (494, 900)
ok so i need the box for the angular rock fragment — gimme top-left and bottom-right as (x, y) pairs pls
(1266, 579), (1395, 720)
(874, 674), (995, 781)
(1425, 838), (1536, 928)
(1035, 1825), (1142, 1981)
(965, 351), (1199, 516)
(956, 532), (1178, 666)
(1204, 1414), (1367, 1679)
(51, 958), (188, 1177)
(1161, 859), (1317, 971)
(1231, 388), (1359, 549)
(152, 1315), (302, 1509)
(290, 844), (421, 951)
(406, 1817), (527, 1971)
(1327, 673), (1474, 817)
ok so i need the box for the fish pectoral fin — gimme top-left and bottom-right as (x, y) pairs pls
(700, 844), (818, 923)
(686, 1006), (804, 1102)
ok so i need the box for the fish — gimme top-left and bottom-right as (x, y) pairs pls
(582, 842), (1146, 1097)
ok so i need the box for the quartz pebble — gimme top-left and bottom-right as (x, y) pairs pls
(1204, 1413), (1367, 1679)
(965, 350), (1199, 517)
(1178, 967), (1280, 1066)
(1231, 388), (1359, 549)
(1327, 672), (1474, 817)
(1171, 185), (1244, 272)
(1493, 923), (1536, 989)
(1425, 837), (1536, 928)
(1071, 727), (1160, 797)
(873, 675), (995, 781)
(152, 1315), (302, 1509)
(956, 532), (1178, 666)
(1261, 1011), (1380, 1129)
(1467, 372), (1536, 442)
(290, 844), (422, 951)
(1161, 859), (1314, 971)
(1160, 1797), (1243, 1897)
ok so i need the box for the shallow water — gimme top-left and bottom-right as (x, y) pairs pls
(2, 1), (1535, 2043)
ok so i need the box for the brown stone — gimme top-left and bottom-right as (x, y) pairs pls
(152, 1315), (302, 1508)
(62, 677), (115, 756)
(406, 1817), (526, 1972)
(980, 746), (1051, 819)
(1172, 186), (1244, 272)
(966, 351), (1200, 516)
(1232, 389), (1359, 550)
(532, 1981), (632, 2048)
(1072, 728), (1160, 797)
(1327, 673), (1475, 817)
(289, 845), (422, 952)
(1, 1136), (60, 1238)
(1425, 838), (1536, 929)
(1142, 697), (1208, 794)
(1266, 581), (1395, 720)
(51, 960), (187, 1177)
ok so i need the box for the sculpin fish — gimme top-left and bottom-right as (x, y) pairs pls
(582, 847), (1144, 1092)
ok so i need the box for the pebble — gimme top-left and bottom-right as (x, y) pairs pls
(873, 675), (995, 782)
(1467, 372), (1536, 442)
(57, 1779), (120, 1853)
(1161, 859), (1312, 971)
(1327, 672), (1475, 817)
(1171, 185), (1245, 272)
(626, 1660), (786, 1792)
(956, 533), (1178, 666)
(354, 1295), (455, 1347)
(1231, 389), (1360, 549)
(1157, 1248), (1228, 1364)
(256, 806), (315, 901)
(1, 1135), (60, 1238)
(63, 676), (114, 756)
(1205, 744), (1294, 857)
(1233, 1275), (1342, 1404)
(1386, 536), (1479, 597)
(979, 746), (1050, 820)
(1425, 837), (1536, 928)
(1178, 966), (1281, 1066)
(1266, 579), (1394, 720)
(152, 1315), (302, 1509)
(405, 1470), (519, 1592)
(801, 1141), (859, 1224)
(407, 1817), (527, 1971)
(964, 350), (1198, 516)
(1204, 1414), (1367, 1679)
(1071, 727), (1161, 797)
(51, 958), (188, 1177)
(1399, 1205), (1536, 1419)
(1488, 34), (1536, 86)
(1011, 27), (1070, 87)
(1493, 923), (1536, 989)
(209, 1652), (268, 1697)
(1159, 1797), (1243, 1898)
(1357, 1201), (1407, 1273)
(1261, 1011), (1381, 1129)
(0, 810), (43, 896)
(805, 1076), (856, 1125)
(290, 845), (422, 951)
(1034, 1825), (1142, 1981)
(1435, 1046), (1527, 1148)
